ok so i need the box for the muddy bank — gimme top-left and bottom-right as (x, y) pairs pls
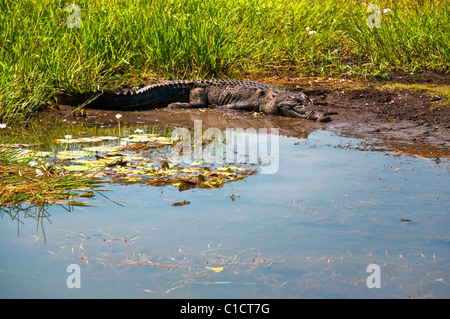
(55, 72), (449, 157)
(305, 84), (449, 157)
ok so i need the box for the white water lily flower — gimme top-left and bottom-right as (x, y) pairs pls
(115, 114), (122, 119)
(29, 161), (39, 167)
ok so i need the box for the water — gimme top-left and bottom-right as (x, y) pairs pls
(0, 130), (449, 298)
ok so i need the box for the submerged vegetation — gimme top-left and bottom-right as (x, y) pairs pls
(0, 0), (448, 123)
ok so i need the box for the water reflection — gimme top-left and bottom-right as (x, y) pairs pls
(0, 204), (52, 242)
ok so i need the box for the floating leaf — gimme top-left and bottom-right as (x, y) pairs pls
(162, 160), (169, 169)
(55, 136), (119, 143)
(123, 176), (142, 182)
(73, 158), (117, 166)
(203, 178), (223, 188)
(55, 150), (88, 159)
(83, 145), (121, 153)
(74, 191), (95, 198)
(171, 200), (190, 206)
(35, 151), (53, 157)
(63, 165), (97, 172)
(181, 167), (200, 173)
(122, 134), (171, 144)
(156, 169), (178, 175)
(216, 166), (244, 171)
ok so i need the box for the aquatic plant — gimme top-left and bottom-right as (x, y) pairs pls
(0, 146), (98, 206)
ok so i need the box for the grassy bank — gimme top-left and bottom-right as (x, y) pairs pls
(0, 0), (449, 123)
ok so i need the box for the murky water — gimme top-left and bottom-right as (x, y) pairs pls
(0, 129), (449, 298)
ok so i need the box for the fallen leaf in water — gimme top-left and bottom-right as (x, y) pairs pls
(63, 165), (96, 172)
(56, 150), (89, 160)
(203, 178), (223, 188)
(206, 266), (224, 273)
(400, 218), (411, 222)
(75, 191), (95, 198)
(123, 176), (142, 182)
(171, 200), (190, 206)
(181, 167), (200, 173)
(217, 166), (244, 171)
(162, 160), (170, 169)
(35, 151), (53, 157)
(56, 136), (118, 143)
(176, 179), (197, 191)
(83, 145), (121, 153)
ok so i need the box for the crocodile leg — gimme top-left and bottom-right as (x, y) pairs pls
(167, 87), (208, 109)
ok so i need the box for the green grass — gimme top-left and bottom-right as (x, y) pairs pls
(0, 0), (448, 123)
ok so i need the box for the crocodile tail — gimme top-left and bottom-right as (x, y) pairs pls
(86, 80), (196, 110)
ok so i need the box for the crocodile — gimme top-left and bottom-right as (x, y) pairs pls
(73, 79), (331, 122)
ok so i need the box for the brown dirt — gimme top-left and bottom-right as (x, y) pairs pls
(260, 71), (450, 157)
(54, 71), (450, 158)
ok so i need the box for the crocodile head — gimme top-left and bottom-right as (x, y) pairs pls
(273, 92), (331, 122)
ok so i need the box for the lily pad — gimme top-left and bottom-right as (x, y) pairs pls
(122, 134), (171, 144)
(55, 136), (119, 143)
(63, 165), (100, 172)
(83, 145), (121, 153)
(35, 151), (54, 157)
(56, 150), (89, 159)
(216, 166), (244, 171)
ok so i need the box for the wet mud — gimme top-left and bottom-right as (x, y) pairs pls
(55, 72), (449, 157)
